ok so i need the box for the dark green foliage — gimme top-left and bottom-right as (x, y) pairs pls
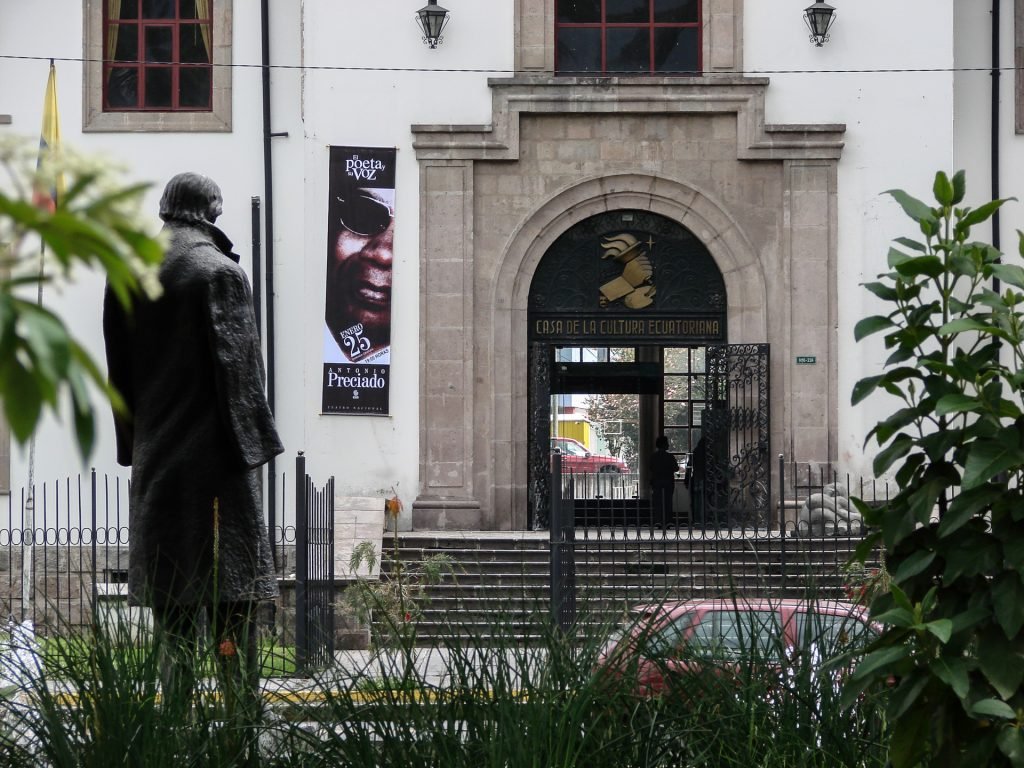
(283, 598), (886, 768)
(846, 170), (1024, 767)
(0, 594), (886, 767)
(0, 139), (164, 458)
(0, 615), (281, 767)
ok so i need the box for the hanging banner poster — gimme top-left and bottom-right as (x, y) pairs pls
(322, 146), (395, 415)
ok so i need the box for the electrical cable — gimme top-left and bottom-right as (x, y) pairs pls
(0, 52), (1019, 77)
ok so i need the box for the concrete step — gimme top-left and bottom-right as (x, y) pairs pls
(385, 562), (831, 574)
(387, 537), (864, 552)
(385, 546), (863, 562)
(381, 531), (867, 645)
(380, 562), (854, 583)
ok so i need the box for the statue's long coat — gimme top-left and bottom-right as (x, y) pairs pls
(103, 221), (283, 609)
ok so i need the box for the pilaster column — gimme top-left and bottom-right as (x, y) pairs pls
(412, 161), (482, 528)
(784, 160), (838, 467)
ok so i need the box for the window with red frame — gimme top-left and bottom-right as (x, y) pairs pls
(556, 0), (701, 75)
(103, 0), (213, 111)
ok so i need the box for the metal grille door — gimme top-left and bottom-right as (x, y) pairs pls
(702, 344), (771, 528)
(294, 454), (335, 672)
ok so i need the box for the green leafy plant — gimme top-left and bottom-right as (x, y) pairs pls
(0, 136), (164, 457)
(840, 561), (891, 607)
(846, 170), (1024, 766)
(344, 492), (456, 650)
(0, 606), (302, 767)
(292, 594), (886, 768)
(341, 492), (455, 694)
(0, 590), (887, 766)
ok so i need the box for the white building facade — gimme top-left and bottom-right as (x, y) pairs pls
(0, 0), (1021, 530)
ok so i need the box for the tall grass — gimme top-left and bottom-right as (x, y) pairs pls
(632, 605), (890, 767)
(0, 611), (287, 767)
(0, 594), (888, 767)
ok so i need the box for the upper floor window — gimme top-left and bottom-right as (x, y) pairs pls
(104, 0), (212, 111)
(83, 0), (232, 132)
(555, 0), (701, 75)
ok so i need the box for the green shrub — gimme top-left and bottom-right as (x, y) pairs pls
(847, 170), (1024, 767)
(289, 594), (886, 768)
(0, 591), (886, 767)
(0, 137), (164, 458)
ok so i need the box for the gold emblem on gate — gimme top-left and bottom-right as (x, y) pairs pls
(598, 233), (656, 309)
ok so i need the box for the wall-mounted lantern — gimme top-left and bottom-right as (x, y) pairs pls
(416, 0), (450, 49)
(804, 0), (836, 47)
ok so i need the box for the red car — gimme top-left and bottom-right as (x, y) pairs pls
(550, 437), (629, 473)
(597, 598), (874, 697)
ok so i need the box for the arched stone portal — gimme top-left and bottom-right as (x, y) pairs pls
(411, 78), (843, 531)
(524, 205), (736, 529)
(500, 177), (768, 530)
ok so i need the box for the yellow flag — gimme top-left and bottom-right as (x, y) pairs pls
(34, 61), (65, 211)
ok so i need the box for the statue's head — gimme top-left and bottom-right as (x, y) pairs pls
(159, 172), (223, 225)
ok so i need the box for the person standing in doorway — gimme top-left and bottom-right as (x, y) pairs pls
(650, 435), (680, 531)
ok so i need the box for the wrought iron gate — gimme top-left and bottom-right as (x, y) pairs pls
(528, 341), (553, 530)
(701, 343), (771, 527)
(546, 343), (772, 632)
(294, 453), (335, 672)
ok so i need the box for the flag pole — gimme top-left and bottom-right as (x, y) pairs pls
(22, 59), (61, 625)
(23, 208), (46, 626)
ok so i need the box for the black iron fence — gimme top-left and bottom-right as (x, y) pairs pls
(549, 455), (889, 632)
(293, 453), (335, 672)
(1, 458), (892, 649)
(0, 459), (333, 671)
(0, 471), (129, 633)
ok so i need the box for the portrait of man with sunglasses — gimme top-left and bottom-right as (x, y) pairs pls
(324, 186), (394, 364)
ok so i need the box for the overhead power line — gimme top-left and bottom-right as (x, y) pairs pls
(0, 53), (1018, 77)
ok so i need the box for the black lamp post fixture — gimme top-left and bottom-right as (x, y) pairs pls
(416, 0), (450, 49)
(803, 0), (836, 47)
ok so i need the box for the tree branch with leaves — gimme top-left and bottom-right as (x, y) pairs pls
(0, 137), (163, 458)
(843, 170), (1024, 767)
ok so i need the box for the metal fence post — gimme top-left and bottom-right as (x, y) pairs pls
(778, 454), (786, 593)
(91, 469), (98, 630)
(294, 452), (308, 673)
(549, 453), (576, 632)
(549, 452), (564, 628)
(325, 477), (336, 663)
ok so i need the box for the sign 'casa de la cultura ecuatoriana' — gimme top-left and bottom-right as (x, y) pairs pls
(529, 210), (727, 346)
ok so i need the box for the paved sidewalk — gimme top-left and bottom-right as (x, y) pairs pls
(259, 646), (544, 702)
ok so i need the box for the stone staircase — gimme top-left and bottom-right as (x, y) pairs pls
(381, 530), (871, 645)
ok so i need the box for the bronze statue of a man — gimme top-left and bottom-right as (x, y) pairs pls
(103, 172), (282, 690)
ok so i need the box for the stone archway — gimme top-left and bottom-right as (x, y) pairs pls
(492, 174), (768, 529)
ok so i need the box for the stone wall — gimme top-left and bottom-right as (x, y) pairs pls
(0, 544), (129, 633)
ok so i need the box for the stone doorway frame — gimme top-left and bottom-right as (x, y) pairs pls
(500, 175), (767, 529)
(411, 79), (844, 531)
